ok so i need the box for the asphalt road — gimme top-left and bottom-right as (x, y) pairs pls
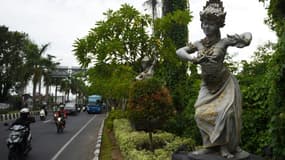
(0, 112), (106, 160)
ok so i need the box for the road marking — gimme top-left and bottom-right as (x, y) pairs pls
(51, 115), (97, 160)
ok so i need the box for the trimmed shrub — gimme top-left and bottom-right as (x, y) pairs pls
(128, 78), (174, 131)
(105, 109), (129, 130)
(128, 78), (175, 152)
(113, 118), (195, 160)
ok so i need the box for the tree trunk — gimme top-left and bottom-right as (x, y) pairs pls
(32, 81), (37, 108)
(55, 85), (58, 104)
(38, 76), (42, 95)
(45, 84), (49, 103)
(148, 131), (154, 152)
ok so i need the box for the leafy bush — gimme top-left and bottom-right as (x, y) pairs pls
(105, 109), (129, 130)
(128, 78), (175, 152)
(113, 118), (195, 160)
(128, 78), (174, 132)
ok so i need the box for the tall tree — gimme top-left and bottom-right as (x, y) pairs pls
(42, 54), (60, 103)
(0, 26), (35, 101)
(237, 42), (274, 155)
(263, 0), (285, 158)
(73, 4), (156, 107)
(158, 0), (191, 112)
(26, 43), (50, 107)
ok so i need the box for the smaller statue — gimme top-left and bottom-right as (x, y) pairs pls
(135, 56), (157, 81)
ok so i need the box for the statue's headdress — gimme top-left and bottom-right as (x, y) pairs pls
(200, 0), (226, 27)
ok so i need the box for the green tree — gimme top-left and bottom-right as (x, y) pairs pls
(42, 55), (60, 104)
(156, 0), (192, 112)
(73, 4), (157, 107)
(150, 0), (198, 141)
(87, 63), (135, 109)
(26, 43), (52, 107)
(0, 26), (35, 102)
(73, 4), (153, 69)
(259, 0), (285, 158)
(237, 42), (274, 155)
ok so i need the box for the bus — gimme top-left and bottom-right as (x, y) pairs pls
(87, 95), (102, 114)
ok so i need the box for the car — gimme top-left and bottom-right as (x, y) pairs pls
(65, 102), (77, 115)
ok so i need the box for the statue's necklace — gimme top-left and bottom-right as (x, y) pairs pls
(201, 38), (219, 55)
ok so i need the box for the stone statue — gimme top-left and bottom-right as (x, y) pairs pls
(135, 56), (157, 81)
(176, 0), (252, 159)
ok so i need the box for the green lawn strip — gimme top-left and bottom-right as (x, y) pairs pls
(99, 126), (112, 160)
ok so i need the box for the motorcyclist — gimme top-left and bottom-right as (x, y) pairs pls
(11, 108), (35, 146)
(42, 102), (48, 116)
(54, 104), (67, 127)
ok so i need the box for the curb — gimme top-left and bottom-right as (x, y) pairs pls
(0, 111), (40, 122)
(93, 114), (107, 160)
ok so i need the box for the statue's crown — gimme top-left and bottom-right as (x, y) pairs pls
(200, 0), (226, 27)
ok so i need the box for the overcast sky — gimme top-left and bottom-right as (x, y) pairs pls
(0, 0), (277, 67)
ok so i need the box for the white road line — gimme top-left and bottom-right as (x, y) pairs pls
(51, 115), (97, 160)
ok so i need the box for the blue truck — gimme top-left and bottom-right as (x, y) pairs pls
(87, 95), (102, 114)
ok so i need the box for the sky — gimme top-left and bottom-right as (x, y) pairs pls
(0, 0), (277, 67)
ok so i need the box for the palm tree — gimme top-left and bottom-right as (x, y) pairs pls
(59, 78), (71, 102)
(143, 0), (160, 20)
(42, 54), (60, 104)
(26, 43), (50, 108)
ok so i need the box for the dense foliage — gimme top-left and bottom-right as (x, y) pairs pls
(156, 0), (191, 112)
(73, 4), (158, 108)
(237, 43), (274, 156)
(0, 26), (34, 101)
(73, 4), (191, 109)
(113, 118), (195, 160)
(128, 78), (174, 131)
(259, 0), (285, 158)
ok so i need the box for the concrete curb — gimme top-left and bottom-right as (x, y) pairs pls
(0, 111), (40, 122)
(93, 113), (107, 160)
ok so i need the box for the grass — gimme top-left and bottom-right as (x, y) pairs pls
(99, 123), (124, 160)
(99, 126), (113, 160)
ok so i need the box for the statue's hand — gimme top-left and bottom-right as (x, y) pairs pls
(227, 32), (252, 48)
(193, 54), (208, 64)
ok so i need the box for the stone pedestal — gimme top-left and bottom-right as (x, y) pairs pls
(172, 152), (264, 160)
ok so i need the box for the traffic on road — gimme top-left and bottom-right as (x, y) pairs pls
(0, 109), (106, 160)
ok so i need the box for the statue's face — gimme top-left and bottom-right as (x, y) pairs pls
(201, 19), (219, 37)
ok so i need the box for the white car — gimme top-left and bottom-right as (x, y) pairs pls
(65, 102), (77, 115)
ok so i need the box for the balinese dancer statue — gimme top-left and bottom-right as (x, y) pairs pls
(176, 0), (252, 158)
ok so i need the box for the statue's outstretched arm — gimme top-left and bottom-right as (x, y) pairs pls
(176, 42), (198, 62)
(226, 32), (252, 48)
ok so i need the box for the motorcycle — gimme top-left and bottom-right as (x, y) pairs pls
(39, 109), (46, 121)
(82, 105), (87, 112)
(7, 124), (32, 160)
(54, 113), (64, 133)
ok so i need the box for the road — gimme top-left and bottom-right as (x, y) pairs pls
(0, 112), (106, 160)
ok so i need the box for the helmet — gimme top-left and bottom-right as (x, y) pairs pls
(20, 108), (30, 118)
(59, 104), (65, 109)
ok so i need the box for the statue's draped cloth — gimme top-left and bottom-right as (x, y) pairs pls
(194, 44), (241, 152)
